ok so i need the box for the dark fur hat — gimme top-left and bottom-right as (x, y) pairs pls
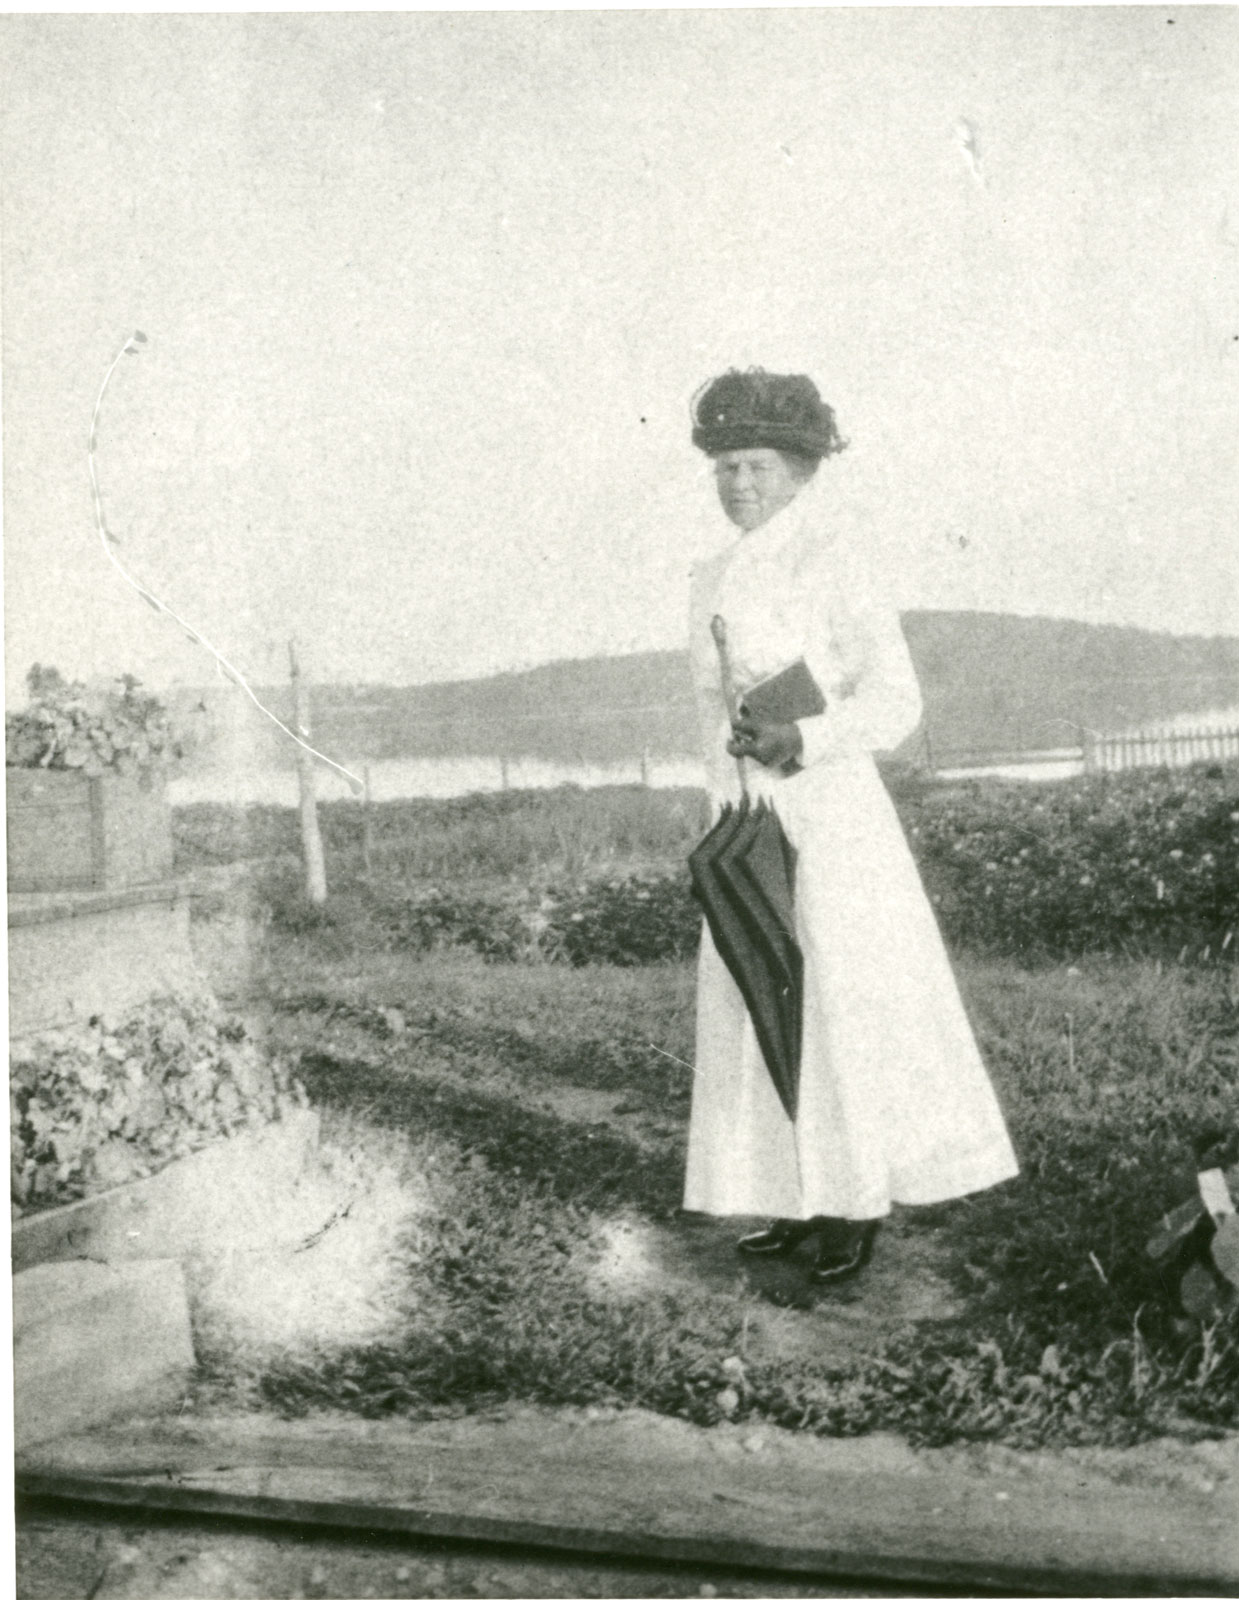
(691, 368), (846, 459)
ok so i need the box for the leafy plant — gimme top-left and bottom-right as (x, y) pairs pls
(6, 663), (187, 777)
(904, 766), (1239, 961)
(540, 874), (701, 966)
(371, 887), (531, 962)
(9, 993), (305, 1213)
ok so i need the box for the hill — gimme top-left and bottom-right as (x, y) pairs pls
(173, 612), (1239, 771)
(901, 612), (1239, 763)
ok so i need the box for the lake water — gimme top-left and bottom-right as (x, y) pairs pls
(167, 753), (709, 808)
(166, 747), (1102, 808)
(936, 754), (1085, 783)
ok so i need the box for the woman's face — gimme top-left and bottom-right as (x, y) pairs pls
(712, 448), (808, 532)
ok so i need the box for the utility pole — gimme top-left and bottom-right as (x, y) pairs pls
(362, 764), (374, 882)
(288, 640), (327, 904)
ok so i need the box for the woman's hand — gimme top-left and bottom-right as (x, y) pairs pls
(727, 710), (804, 769)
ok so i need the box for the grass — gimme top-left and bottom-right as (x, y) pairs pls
(190, 930), (1239, 1449)
(175, 784), (710, 886)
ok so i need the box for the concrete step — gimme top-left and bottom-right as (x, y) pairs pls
(14, 1258), (194, 1452)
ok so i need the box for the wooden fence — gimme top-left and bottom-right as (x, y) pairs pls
(927, 725), (1239, 777)
(1083, 726), (1239, 773)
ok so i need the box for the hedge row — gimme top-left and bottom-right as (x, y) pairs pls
(219, 764), (1238, 967)
(906, 765), (1238, 960)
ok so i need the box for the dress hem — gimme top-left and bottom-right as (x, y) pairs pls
(682, 1147), (1020, 1221)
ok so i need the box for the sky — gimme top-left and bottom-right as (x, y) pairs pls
(2, 8), (1237, 699)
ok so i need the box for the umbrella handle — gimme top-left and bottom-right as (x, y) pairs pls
(710, 614), (748, 798)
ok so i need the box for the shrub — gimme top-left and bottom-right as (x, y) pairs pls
(6, 663), (188, 776)
(540, 875), (701, 966)
(902, 765), (1239, 961)
(372, 887), (530, 962)
(9, 994), (304, 1213)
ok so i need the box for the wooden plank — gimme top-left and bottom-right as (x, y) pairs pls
(12, 1110), (320, 1272)
(16, 1414), (1239, 1597)
(7, 880), (185, 929)
(6, 771), (99, 892)
(7, 891), (206, 1038)
(6, 770), (173, 893)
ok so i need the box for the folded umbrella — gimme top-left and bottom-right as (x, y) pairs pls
(733, 796), (801, 1063)
(689, 795), (802, 1120)
(687, 615), (807, 1122)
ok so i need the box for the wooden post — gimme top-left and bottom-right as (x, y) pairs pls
(500, 754), (510, 790)
(288, 640), (327, 905)
(640, 745), (650, 786)
(362, 764), (374, 883)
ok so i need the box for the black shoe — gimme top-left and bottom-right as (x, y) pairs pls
(736, 1219), (819, 1257)
(808, 1220), (881, 1283)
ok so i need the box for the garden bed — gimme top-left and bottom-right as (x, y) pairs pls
(175, 762), (1239, 967)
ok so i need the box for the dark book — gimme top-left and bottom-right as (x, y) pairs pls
(740, 658), (826, 723)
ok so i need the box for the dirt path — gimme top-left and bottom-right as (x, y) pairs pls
(16, 1501), (896, 1600)
(589, 1212), (962, 1365)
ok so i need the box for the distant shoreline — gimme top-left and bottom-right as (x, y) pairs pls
(168, 754), (710, 809)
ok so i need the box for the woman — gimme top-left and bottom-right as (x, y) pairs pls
(684, 368), (1018, 1283)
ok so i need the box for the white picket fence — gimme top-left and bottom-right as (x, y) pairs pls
(1084, 726), (1239, 773)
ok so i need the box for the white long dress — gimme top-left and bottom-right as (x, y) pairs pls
(683, 481), (1019, 1221)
